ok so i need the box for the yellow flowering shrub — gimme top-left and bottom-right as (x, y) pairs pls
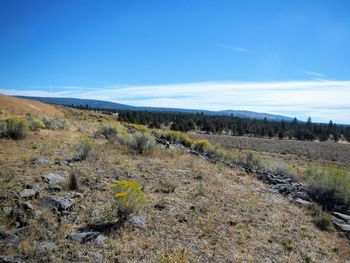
(157, 130), (194, 147)
(111, 180), (145, 220)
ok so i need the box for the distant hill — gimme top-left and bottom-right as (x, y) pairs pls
(17, 96), (294, 121)
(0, 94), (63, 118)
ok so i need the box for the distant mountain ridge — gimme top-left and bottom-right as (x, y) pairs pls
(17, 96), (294, 121)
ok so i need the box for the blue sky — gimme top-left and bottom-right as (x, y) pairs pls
(1, 0), (350, 123)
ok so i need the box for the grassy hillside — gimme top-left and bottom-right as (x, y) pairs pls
(0, 94), (63, 119)
(0, 97), (349, 262)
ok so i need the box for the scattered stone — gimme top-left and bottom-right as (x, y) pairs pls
(67, 191), (83, 199)
(19, 189), (36, 199)
(42, 173), (66, 184)
(85, 251), (104, 262)
(31, 157), (52, 166)
(1, 191), (20, 200)
(0, 255), (22, 263)
(39, 196), (74, 211)
(294, 198), (312, 206)
(332, 212), (350, 223)
(12, 209), (29, 228)
(34, 242), (57, 253)
(3, 206), (13, 216)
(68, 231), (104, 244)
(0, 231), (19, 247)
(126, 215), (145, 229)
(20, 202), (33, 211)
(46, 184), (62, 191)
(154, 202), (166, 210)
(94, 235), (107, 245)
(332, 217), (350, 231)
(33, 210), (42, 220)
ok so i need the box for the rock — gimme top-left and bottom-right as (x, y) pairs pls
(39, 196), (74, 211)
(42, 173), (66, 184)
(154, 202), (166, 210)
(126, 215), (145, 229)
(0, 255), (22, 263)
(34, 242), (57, 253)
(12, 209), (29, 228)
(85, 251), (104, 262)
(332, 212), (350, 223)
(3, 206), (13, 216)
(68, 231), (103, 244)
(33, 210), (42, 220)
(46, 184), (62, 191)
(1, 191), (20, 200)
(67, 191), (83, 199)
(19, 189), (36, 199)
(0, 231), (19, 247)
(294, 198), (312, 206)
(332, 217), (350, 231)
(94, 234), (107, 245)
(31, 157), (52, 166)
(20, 202), (33, 211)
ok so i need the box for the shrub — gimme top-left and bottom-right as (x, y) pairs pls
(98, 125), (117, 140)
(306, 166), (350, 211)
(76, 138), (95, 160)
(158, 131), (193, 147)
(126, 123), (149, 133)
(40, 116), (67, 130)
(5, 117), (29, 139)
(127, 132), (156, 154)
(27, 117), (46, 131)
(0, 120), (6, 138)
(111, 180), (145, 220)
(238, 151), (264, 171)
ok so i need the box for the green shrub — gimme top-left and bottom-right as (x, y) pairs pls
(127, 132), (156, 154)
(76, 138), (95, 160)
(5, 117), (29, 140)
(306, 166), (350, 211)
(111, 180), (145, 221)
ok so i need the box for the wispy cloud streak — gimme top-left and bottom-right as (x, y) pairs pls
(216, 43), (249, 53)
(1, 80), (350, 124)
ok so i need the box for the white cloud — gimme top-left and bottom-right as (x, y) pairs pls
(304, 71), (326, 78)
(216, 43), (249, 53)
(1, 80), (350, 124)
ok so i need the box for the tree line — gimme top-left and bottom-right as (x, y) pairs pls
(72, 104), (350, 142)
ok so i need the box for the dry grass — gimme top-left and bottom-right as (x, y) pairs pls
(0, 105), (350, 262)
(0, 94), (64, 118)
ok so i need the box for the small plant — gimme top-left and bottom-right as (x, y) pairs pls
(127, 132), (156, 154)
(111, 180), (145, 221)
(40, 116), (67, 130)
(5, 117), (29, 139)
(239, 151), (264, 171)
(310, 204), (333, 231)
(282, 238), (294, 251)
(76, 138), (95, 160)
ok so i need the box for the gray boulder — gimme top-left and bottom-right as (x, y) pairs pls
(46, 184), (62, 192)
(39, 196), (74, 211)
(42, 173), (66, 184)
(68, 231), (105, 244)
(19, 189), (36, 199)
(31, 157), (52, 166)
(34, 242), (57, 253)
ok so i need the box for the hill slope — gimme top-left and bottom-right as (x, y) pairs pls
(0, 94), (63, 118)
(18, 96), (293, 121)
